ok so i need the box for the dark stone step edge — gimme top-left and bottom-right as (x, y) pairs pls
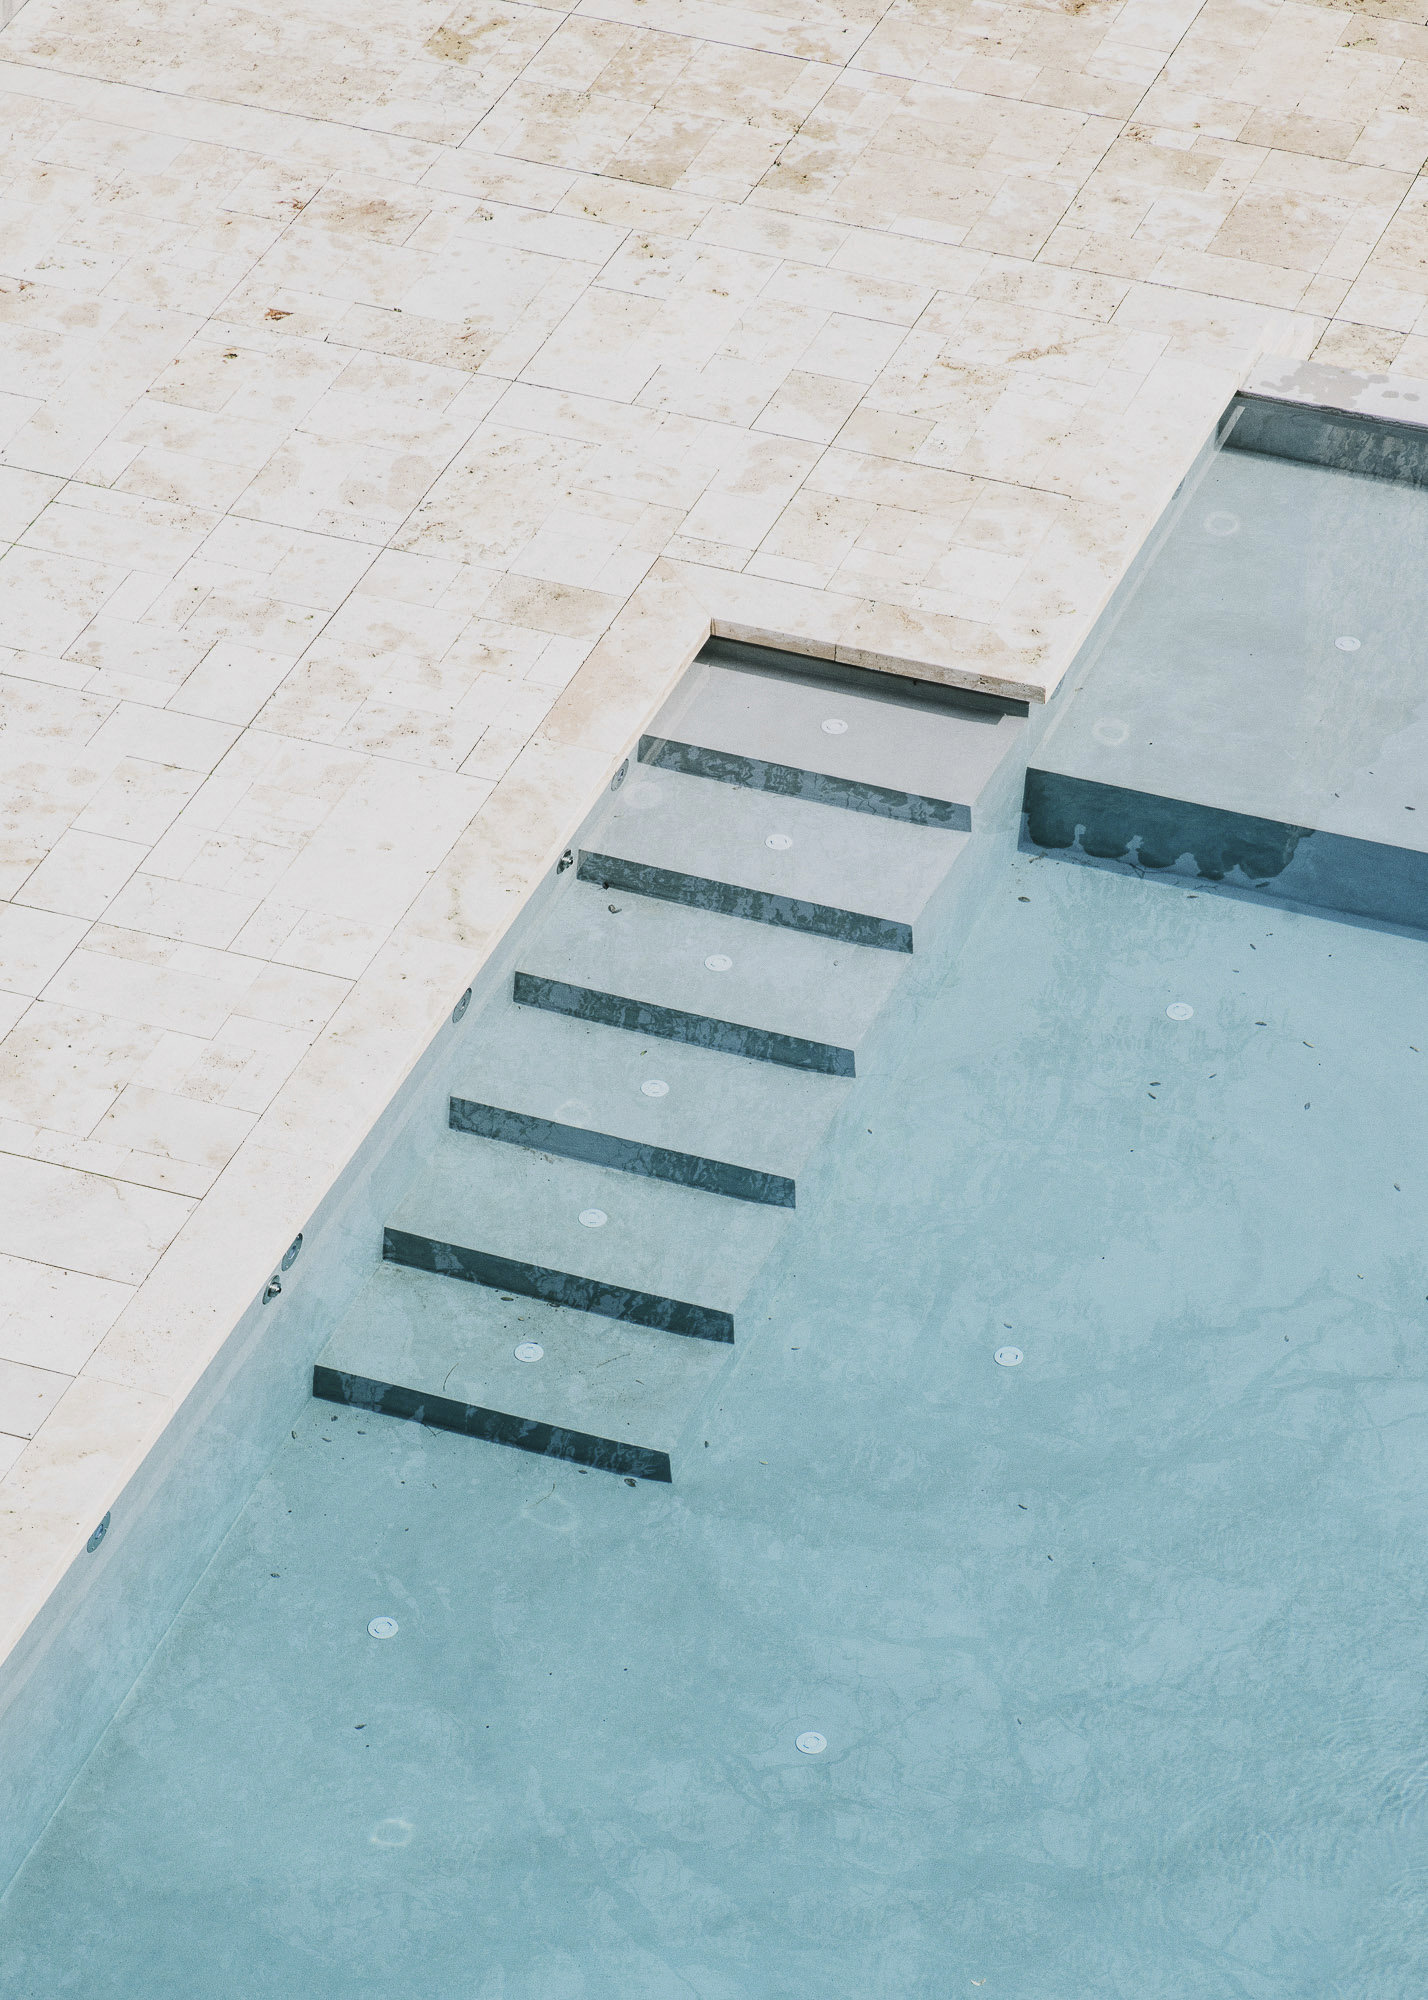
(579, 851), (914, 954)
(383, 1227), (735, 1343)
(638, 734), (971, 832)
(512, 970), (856, 1077)
(312, 1365), (671, 1481)
(449, 1098), (796, 1208)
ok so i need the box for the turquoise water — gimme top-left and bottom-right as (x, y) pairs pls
(3, 849), (1426, 1996)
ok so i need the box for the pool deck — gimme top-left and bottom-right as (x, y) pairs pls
(4, 0), (1428, 1878)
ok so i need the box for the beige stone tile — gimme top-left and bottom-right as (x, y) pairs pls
(99, 872), (259, 949)
(523, 286), (665, 399)
(0, 544), (126, 655)
(0, 1355), (73, 1440)
(0, 1254), (131, 1375)
(0, 306), (196, 481)
(76, 1141), (327, 1402)
(0, 1149), (191, 1285)
(259, 758), (489, 926)
(83, 703), (239, 775)
(64, 620), (215, 703)
(0, 466), (63, 541)
(754, 368), (865, 442)
(42, 940), (259, 1038)
(93, 1083), (256, 1169)
(0, 1115), (217, 1199)
(166, 641), (294, 727)
(232, 961), (351, 1032)
(20, 484), (218, 572)
(0, 903), (87, 998)
(71, 757), (205, 844)
(1313, 321), (1406, 373)
(264, 909), (387, 980)
(0, 996), (159, 1136)
(13, 829), (145, 919)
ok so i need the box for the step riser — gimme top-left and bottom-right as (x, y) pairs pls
(448, 1098), (797, 1208)
(639, 734), (971, 832)
(513, 971), (856, 1077)
(383, 1227), (736, 1342)
(312, 1366), (672, 1481)
(1024, 766), (1428, 931)
(579, 851), (913, 954)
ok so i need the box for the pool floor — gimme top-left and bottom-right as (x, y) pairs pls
(3, 848), (1426, 1998)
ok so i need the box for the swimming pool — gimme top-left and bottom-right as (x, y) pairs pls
(2, 385), (1426, 1997)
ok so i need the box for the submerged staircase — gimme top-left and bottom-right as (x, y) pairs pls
(313, 645), (1023, 1479)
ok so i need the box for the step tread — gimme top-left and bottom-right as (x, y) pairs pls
(588, 764), (961, 939)
(388, 1130), (789, 1323)
(516, 881), (905, 1066)
(646, 658), (1020, 821)
(452, 1000), (849, 1194)
(317, 1264), (724, 1470)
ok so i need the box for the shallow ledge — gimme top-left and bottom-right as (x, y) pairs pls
(1241, 357), (1428, 433)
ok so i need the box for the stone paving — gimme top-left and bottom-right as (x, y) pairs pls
(1, 0), (1426, 1670)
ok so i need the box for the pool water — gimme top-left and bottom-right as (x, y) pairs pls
(3, 849), (1425, 1998)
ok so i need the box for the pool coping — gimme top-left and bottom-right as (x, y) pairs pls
(1242, 355), (1428, 433)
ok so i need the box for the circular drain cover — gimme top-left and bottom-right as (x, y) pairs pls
(796, 1732), (827, 1755)
(766, 833), (792, 851)
(514, 1342), (544, 1363)
(704, 953), (733, 972)
(995, 1346), (1023, 1367)
(1335, 635), (1361, 651)
(1204, 511), (1240, 537)
(641, 1079), (669, 1098)
(579, 1208), (608, 1228)
(1166, 1002), (1194, 1020)
(368, 1617), (399, 1640)
(821, 718), (848, 735)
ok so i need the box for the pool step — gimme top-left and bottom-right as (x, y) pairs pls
(514, 882), (904, 1077)
(642, 653), (1020, 830)
(314, 1263), (725, 1482)
(312, 644), (1029, 1479)
(384, 1131), (788, 1343)
(449, 1001), (848, 1208)
(579, 764), (961, 952)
